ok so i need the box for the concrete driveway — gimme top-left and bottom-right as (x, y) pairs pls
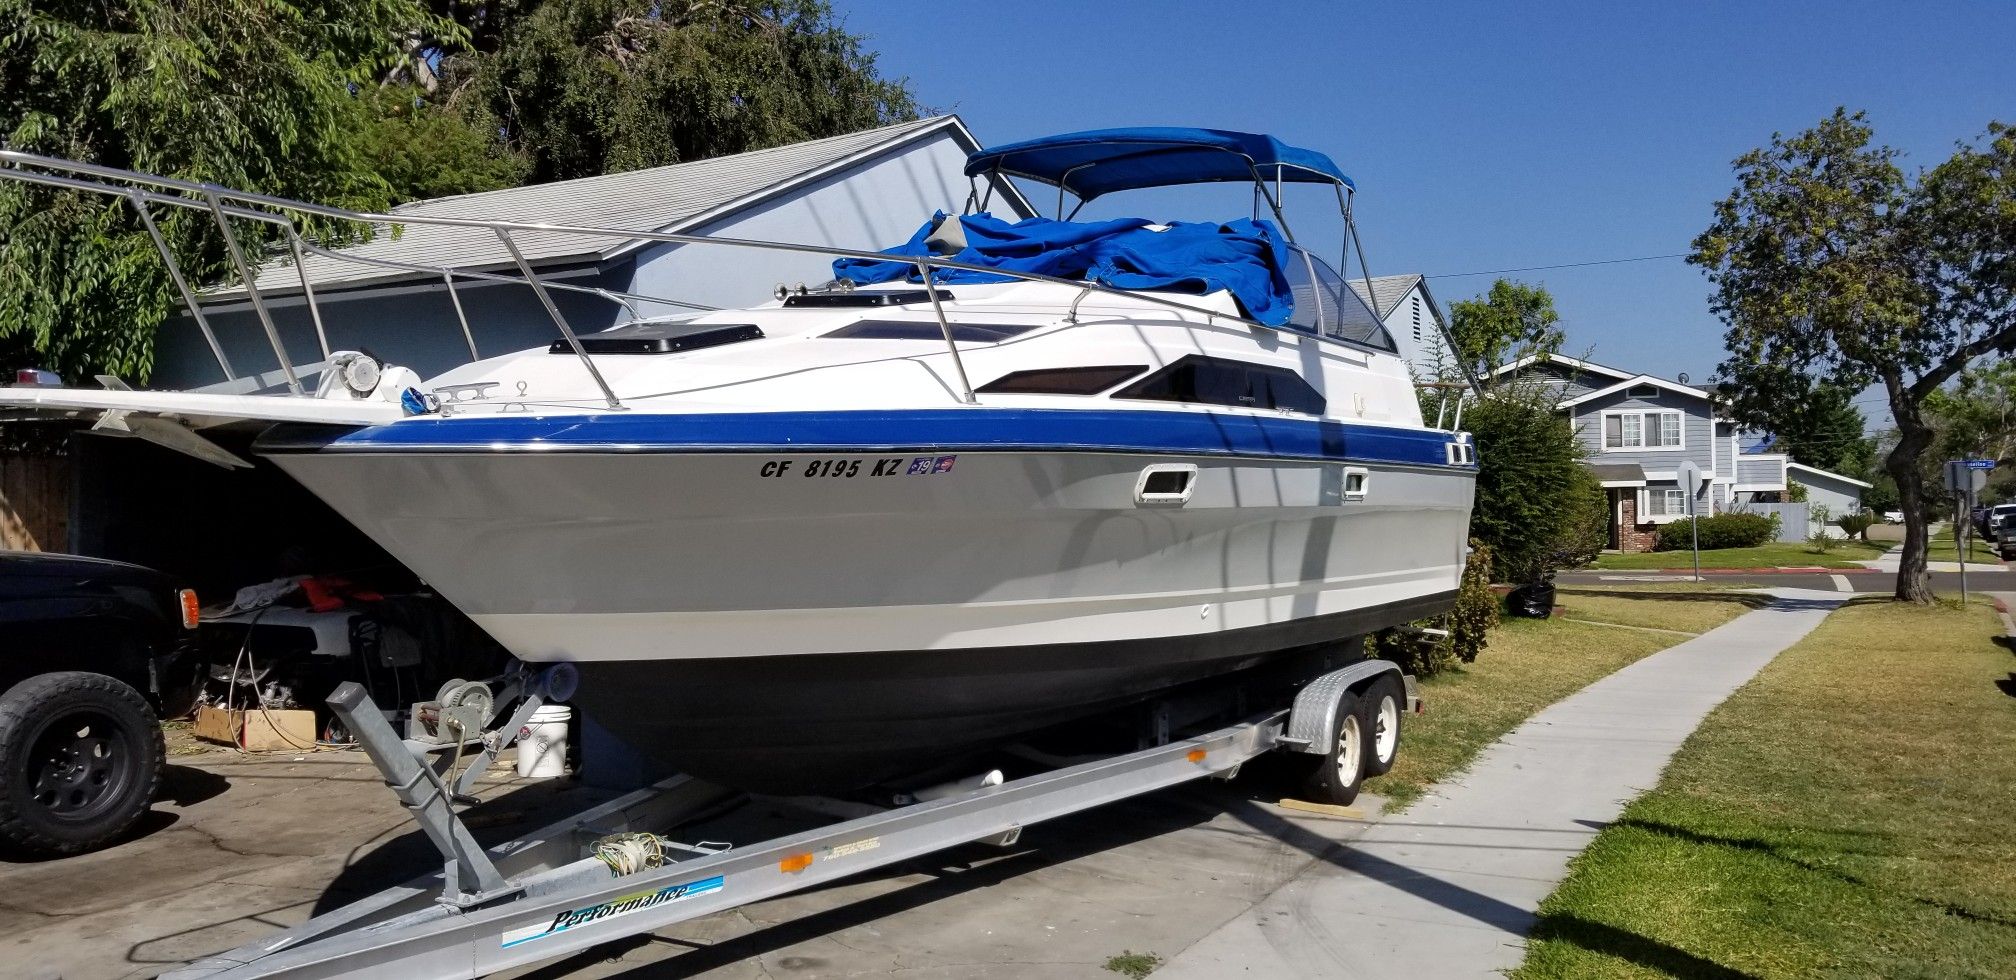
(0, 749), (1386, 980)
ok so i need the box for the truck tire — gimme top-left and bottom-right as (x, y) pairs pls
(1360, 675), (1404, 777)
(1297, 690), (1366, 806)
(0, 671), (165, 856)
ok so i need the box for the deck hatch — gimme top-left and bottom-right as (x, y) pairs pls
(552, 323), (763, 355)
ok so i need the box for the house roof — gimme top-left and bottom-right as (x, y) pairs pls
(209, 116), (1005, 301)
(1345, 274), (1424, 319)
(1487, 353), (1640, 382)
(1560, 373), (1714, 408)
(1587, 462), (1648, 487)
(1786, 461), (1874, 489)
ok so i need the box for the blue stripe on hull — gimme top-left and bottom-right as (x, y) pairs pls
(288, 409), (1473, 470)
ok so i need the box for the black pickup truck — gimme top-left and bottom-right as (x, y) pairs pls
(0, 551), (203, 855)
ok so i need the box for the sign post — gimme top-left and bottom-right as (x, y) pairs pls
(1946, 460), (1994, 605)
(1678, 461), (1703, 582)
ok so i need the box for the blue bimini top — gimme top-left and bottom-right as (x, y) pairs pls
(963, 127), (1351, 201)
(831, 212), (1297, 326)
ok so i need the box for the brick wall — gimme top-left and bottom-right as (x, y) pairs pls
(1616, 491), (1659, 552)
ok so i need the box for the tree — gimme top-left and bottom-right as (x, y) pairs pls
(0, 0), (458, 382)
(1927, 360), (2016, 467)
(1692, 110), (2016, 603)
(1465, 381), (1600, 581)
(357, 91), (529, 203)
(1447, 278), (1565, 380)
(445, 0), (922, 183)
(1765, 380), (1875, 477)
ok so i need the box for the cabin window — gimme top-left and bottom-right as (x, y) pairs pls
(1603, 410), (1683, 450)
(1114, 355), (1326, 415)
(976, 365), (1146, 395)
(824, 320), (1040, 343)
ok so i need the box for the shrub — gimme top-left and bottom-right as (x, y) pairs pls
(1372, 542), (1499, 677)
(1807, 504), (1835, 553)
(1466, 383), (1591, 581)
(1837, 511), (1877, 541)
(1653, 512), (1775, 551)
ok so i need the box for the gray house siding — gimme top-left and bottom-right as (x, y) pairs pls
(1567, 389), (1716, 478)
(1512, 361), (1622, 402)
(1736, 454), (1787, 487)
(1791, 467), (1866, 521)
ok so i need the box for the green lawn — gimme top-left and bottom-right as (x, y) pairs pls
(1514, 599), (2016, 979)
(1366, 590), (1759, 809)
(1586, 540), (1887, 570)
(1930, 526), (1999, 563)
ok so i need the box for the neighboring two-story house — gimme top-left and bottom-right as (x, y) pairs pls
(1490, 355), (1867, 551)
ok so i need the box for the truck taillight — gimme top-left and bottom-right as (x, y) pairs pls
(178, 589), (200, 629)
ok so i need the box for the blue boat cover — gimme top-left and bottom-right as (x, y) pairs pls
(964, 127), (1351, 200)
(832, 212), (1296, 325)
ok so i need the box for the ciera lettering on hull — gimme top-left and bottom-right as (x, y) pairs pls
(756, 456), (957, 479)
(499, 875), (725, 948)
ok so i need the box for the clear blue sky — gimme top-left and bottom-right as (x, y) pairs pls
(840, 0), (2016, 429)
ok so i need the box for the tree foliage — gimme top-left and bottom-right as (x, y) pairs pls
(0, 0), (922, 383)
(1465, 381), (1601, 581)
(1692, 109), (2016, 603)
(1765, 380), (1875, 478)
(444, 0), (921, 183)
(0, 0), (453, 381)
(1447, 278), (1565, 380)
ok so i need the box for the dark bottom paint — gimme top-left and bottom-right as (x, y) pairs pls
(571, 591), (1456, 794)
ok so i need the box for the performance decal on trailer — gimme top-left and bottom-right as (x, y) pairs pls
(499, 875), (726, 948)
(757, 455), (957, 479)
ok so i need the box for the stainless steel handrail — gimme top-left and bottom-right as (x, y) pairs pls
(0, 149), (1397, 409)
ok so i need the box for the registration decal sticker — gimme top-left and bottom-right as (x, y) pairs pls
(500, 875), (725, 948)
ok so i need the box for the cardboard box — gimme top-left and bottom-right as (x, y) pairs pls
(194, 705), (319, 751)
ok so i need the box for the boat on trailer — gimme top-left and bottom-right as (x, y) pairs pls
(0, 128), (1475, 794)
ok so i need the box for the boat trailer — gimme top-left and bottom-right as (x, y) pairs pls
(163, 658), (1415, 980)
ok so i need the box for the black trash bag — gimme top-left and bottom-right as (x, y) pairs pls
(1505, 580), (1556, 619)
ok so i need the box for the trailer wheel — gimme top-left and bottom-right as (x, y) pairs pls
(1360, 675), (1403, 777)
(0, 672), (165, 856)
(1298, 690), (1366, 806)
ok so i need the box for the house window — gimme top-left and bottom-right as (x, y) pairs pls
(1603, 410), (1684, 450)
(1642, 488), (1690, 517)
(1629, 384), (1661, 399)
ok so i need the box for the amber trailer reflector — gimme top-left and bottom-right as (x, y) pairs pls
(1186, 749), (1208, 763)
(779, 853), (814, 874)
(177, 589), (201, 629)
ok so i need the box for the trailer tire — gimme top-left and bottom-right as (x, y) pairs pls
(1360, 675), (1403, 777)
(1298, 691), (1366, 806)
(0, 672), (164, 857)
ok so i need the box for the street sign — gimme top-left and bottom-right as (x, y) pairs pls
(1945, 460), (1990, 495)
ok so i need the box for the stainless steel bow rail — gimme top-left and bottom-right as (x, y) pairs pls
(157, 657), (1414, 980)
(0, 150), (1435, 418)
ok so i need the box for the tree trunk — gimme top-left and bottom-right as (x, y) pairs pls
(1887, 388), (1936, 604)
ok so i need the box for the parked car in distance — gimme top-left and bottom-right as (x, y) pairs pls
(1883, 511), (1905, 524)
(1980, 503), (2016, 541)
(0, 551), (203, 856)
(1998, 517), (2016, 561)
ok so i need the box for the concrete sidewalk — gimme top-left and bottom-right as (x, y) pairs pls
(1157, 588), (1848, 980)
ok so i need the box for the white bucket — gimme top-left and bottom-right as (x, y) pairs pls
(516, 704), (571, 778)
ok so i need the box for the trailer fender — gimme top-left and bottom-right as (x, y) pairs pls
(1282, 660), (1404, 756)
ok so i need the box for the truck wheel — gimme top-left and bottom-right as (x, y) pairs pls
(1298, 691), (1366, 806)
(0, 671), (165, 856)
(1360, 675), (1403, 777)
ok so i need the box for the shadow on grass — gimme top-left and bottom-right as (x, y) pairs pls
(1555, 588), (1776, 609)
(1618, 817), (2016, 929)
(1525, 912), (1759, 979)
